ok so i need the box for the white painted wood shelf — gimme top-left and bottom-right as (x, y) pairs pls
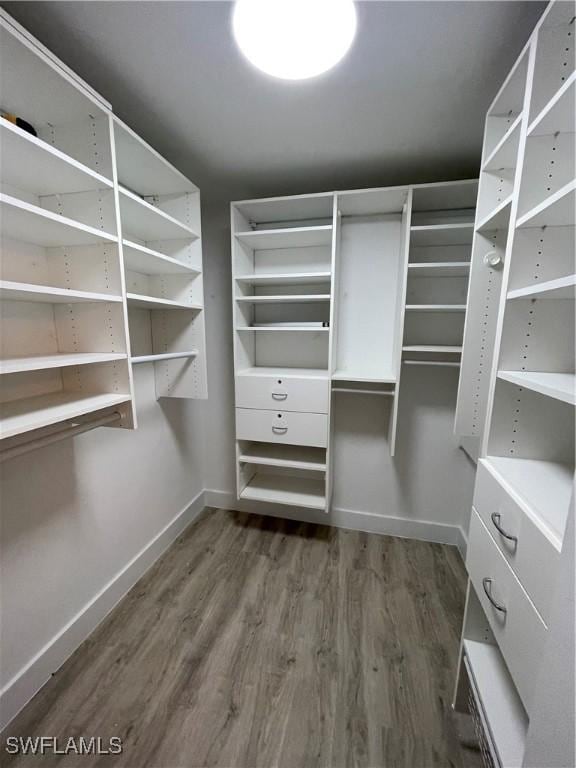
(0, 193), (117, 247)
(528, 71), (575, 137)
(0, 280), (122, 304)
(507, 274), (576, 300)
(126, 293), (202, 311)
(131, 351), (198, 365)
(235, 272), (331, 286)
(240, 472), (326, 510)
(332, 369), (397, 384)
(516, 180), (576, 229)
(476, 196), (513, 232)
(497, 370), (575, 405)
(238, 444), (327, 472)
(1, 119), (113, 196)
(482, 114), (523, 172)
(236, 294), (331, 304)
(0, 352), (127, 375)
(122, 240), (200, 276)
(236, 367), (328, 379)
(410, 222), (474, 246)
(119, 186), (199, 242)
(235, 225), (332, 250)
(0, 392), (131, 440)
(407, 262), (470, 277)
(236, 326), (329, 332)
(405, 304), (467, 312)
(403, 345), (462, 353)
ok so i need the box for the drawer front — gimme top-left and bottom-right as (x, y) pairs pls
(235, 376), (329, 413)
(467, 508), (547, 714)
(236, 408), (328, 447)
(474, 459), (559, 623)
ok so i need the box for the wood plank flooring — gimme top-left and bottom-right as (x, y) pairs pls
(2, 509), (479, 767)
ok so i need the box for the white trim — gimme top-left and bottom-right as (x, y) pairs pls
(205, 489), (468, 556)
(0, 490), (207, 731)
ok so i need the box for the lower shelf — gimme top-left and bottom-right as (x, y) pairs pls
(238, 443), (326, 472)
(240, 471), (325, 510)
(0, 392), (131, 440)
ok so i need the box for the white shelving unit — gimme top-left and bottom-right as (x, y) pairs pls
(0, 10), (135, 447)
(114, 117), (207, 400)
(454, 5), (575, 765)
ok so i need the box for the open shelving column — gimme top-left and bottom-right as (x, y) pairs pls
(0, 10), (135, 448)
(113, 117), (207, 399)
(231, 193), (335, 511)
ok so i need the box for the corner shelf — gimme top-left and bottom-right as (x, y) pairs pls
(497, 370), (575, 405)
(122, 240), (200, 276)
(118, 186), (199, 242)
(235, 225), (332, 250)
(0, 280), (122, 304)
(0, 352), (127, 375)
(126, 293), (202, 311)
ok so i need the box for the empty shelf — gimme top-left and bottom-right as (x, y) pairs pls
(498, 371), (575, 405)
(1, 120), (113, 196)
(464, 640), (528, 768)
(482, 115), (522, 172)
(476, 196), (513, 232)
(528, 71), (576, 137)
(240, 472), (325, 510)
(235, 225), (332, 250)
(0, 281), (122, 304)
(119, 186), (199, 242)
(405, 304), (466, 312)
(0, 392), (131, 440)
(131, 350), (198, 364)
(123, 240), (200, 276)
(235, 272), (331, 286)
(0, 193), (118, 247)
(236, 367), (328, 379)
(236, 294), (330, 303)
(407, 262), (470, 277)
(332, 369), (396, 384)
(516, 180), (576, 228)
(236, 326), (329, 332)
(402, 345), (462, 353)
(127, 293), (202, 310)
(238, 444), (326, 472)
(507, 275), (576, 300)
(0, 352), (127, 375)
(409, 223), (474, 246)
(484, 456), (573, 548)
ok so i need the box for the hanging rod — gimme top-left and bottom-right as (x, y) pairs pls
(333, 387), (394, 396)
(403, 360), (461, 368)
(0, 411), (123, 463)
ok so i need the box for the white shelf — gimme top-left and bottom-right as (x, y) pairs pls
(0, 119), (113, 196)
(127, 293), (202, 311)
(464, 640), (528, 768)
(528, 71), (576, 137)
(0, 352), (127, 375)
(476, 196), (513, 232)
(402, 345), (462, 353)
(236, 367), (328, 379)
(235, 272), (331, 286)
(119, 186), (199, 242)
(240, 472), (325, 510)
(482, 114), (523, 172)
(409, 222), (474, 247)
(484, 456), (573, 549)
(498, 371), (575, 405)
(405, 304), (466, 312)
(236, 326), (329, 332)
(0, 193), (117, 247)
(516, 180), (576, 229)
(122, 240), (200, 276)
(332, 369), (396, 384)
(236, 294), (330, 304)
(507, 275), (576, 301)
(0, 392), (131, 441)
(238, 444), (326, 472)
(235, 225), (333, 250)
(131, 350), (198, 365)
(407, 262), (470, 277)
(0, 280), (122, 304)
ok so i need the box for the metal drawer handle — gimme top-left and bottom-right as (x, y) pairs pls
(482, 577), (507, 615)
(271, 392), (288, 400)
(272, 426), (288, 434)
(491, 512), (518, 543)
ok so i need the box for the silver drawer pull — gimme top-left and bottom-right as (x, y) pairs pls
(272, 426), (288, 434)
(491, 512), (518, 543)
(271, 392), (288, 400)
(482, 577), (507, 615)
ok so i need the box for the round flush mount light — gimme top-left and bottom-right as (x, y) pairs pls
(233, 0), (357, 81)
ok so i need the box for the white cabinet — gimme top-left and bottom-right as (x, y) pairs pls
(236, 408), (328, 448)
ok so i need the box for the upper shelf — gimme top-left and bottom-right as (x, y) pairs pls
(497, 370), (575, 406)
(118, 186), (199, 242)
(405, 304), (467, 312)
(516, 180), (575, 229)
(528, 71), (575, 137)
(409, 223), (474, 247)
(235, 225), (333, 250)
(507, 275), (576, 301)
(476, 196), (513, 233)
(122, 240), (200, 276)
(126, 293), (202, 311)
(0, 352), (127, 375)
(235, 294), (330, 304)
(0, 193), (117, 247)
(482, 115), (522, 173)
(0, 280), (122, 304)
(332, 369), (396, 384)
(407, 262), (470, 278)
(235, 271), (331, 286)
(1, 119), (113, 196)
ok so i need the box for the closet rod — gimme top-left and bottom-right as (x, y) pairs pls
(333, 388), (394, 396)
(0, 411), (122, 463)
(403, 360), (461, 368)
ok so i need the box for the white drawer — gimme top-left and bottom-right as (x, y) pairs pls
(236, 408), (328, 447)
(467, 508), (547, 714)
(474, 459), (559, 624)
(235, 375), (329, 413)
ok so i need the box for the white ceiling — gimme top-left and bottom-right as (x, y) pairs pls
(4, 1), (545, 201)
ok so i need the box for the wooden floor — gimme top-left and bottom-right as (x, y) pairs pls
(3, 509), (479, 768)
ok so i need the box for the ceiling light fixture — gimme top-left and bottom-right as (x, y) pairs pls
(233, 0), (357, 81)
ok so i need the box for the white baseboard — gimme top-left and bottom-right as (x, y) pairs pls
(0, 490), (207, 732)
(206, 489), (469, 555)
